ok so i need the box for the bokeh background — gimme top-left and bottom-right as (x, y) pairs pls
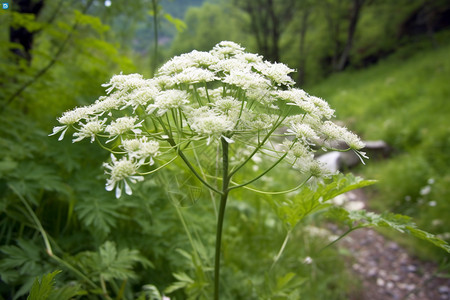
(1, 0), (449, 299)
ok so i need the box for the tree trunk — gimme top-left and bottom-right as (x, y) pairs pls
(9, 0), (44, 64)
(336, 0), (364, 71)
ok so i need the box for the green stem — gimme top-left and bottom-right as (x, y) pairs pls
(167, 137), (222, 194)
(231, 174), (311, 195)
(270, 229), (292, 271)
(229, 113), (289, 178)
(11, 185), (99, 290)
(229, 152), (288, 191)
(192, 145), (218, 217)
(214, 137), (230, 300)
(317, 227), (360, 255)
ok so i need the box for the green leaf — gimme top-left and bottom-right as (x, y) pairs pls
(75, 196), (123, 234)
(0, 158), (18, 177)
(74, 10), (110, 33)
(330, 208), (450, 253)
(269, 173), (376, 229)
(0, 239), (43, 283)
(270, 272), (306, 299)
(164, 14), (187, 32)
(164, 272), (193, 294)
(47, 284), (84, 300)
(137, 284), (163, 300)
(27, 270), (61, 300)
(75, 241), (153, 282)
(10, 12), (42, 32)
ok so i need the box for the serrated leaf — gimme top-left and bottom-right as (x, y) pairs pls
(331, 209), (450, 253)
(47, 284), (84, 300)
(269, 173), (375, 229)
(138, 284), (163, 300)
(75, 241), (153, 282)
(27, 270), (61, 300)
(75, 197), (123, 234)
(0, 239), (42, 282)
(164, 272), (193, 294)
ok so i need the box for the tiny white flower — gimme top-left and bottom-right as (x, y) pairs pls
(122, 137), (160, 164)
(105, 116), (142, 140)
(309, 96), (335, 120)
(91, 95), (123, 115)
(223, 69), (270, 91)
(210, 58), (250, 74)
(254, 61), (295, 86)
(184, 50), (220, 67)
(420, 185), (432, 196)
(210, 41), (245, 58)
(286, 122), (319, 141)
(50, 106), (93, 140)
(235, 52), (263, 64)
(303, 256), (313, 265)
(103, 155), (144, 198)
(147, 90), (190, 116)
(188, 108), (235, 145)
(121, 84), (160, 111)
(172, 67), (218, 85)
(102, 73), (147, 94)
(57, 106), (92, 125)
(72, 117), (107, 143)
(157, 54), (198, 75)
(211, 96), (242, 121)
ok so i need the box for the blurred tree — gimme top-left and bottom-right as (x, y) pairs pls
(9, 0), (44, 64)
(233, 0), (297, 62)
(336, 0), (366, 70)
(170, 2), (252, 55)
(318, 0), (368, 71)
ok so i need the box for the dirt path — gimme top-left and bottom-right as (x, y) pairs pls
(338, 190), (450, 300)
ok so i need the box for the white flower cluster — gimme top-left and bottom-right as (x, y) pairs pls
(51, 41), (366, 197)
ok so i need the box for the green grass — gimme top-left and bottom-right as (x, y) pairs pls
(308, 32), (450, 260)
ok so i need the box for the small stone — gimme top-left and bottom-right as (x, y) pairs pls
(352, 263), (361, 271)
(367, 268), (377, 277)
(386, 281), (394, 289)
(377, 278), (385, 286)
(406, 265), (417, 272)
(390, 274), (401, 281)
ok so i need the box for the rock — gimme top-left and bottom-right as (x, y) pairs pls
(317, 140), (391, 172)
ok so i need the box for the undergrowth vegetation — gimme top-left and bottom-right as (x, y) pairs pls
(309, 31), (450, 260)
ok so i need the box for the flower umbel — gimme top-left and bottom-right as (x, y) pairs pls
(50, 41), (366, 198)
(50, 41), (368, 300)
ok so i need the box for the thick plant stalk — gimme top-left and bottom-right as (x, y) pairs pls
(214, 137), (230, 300)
